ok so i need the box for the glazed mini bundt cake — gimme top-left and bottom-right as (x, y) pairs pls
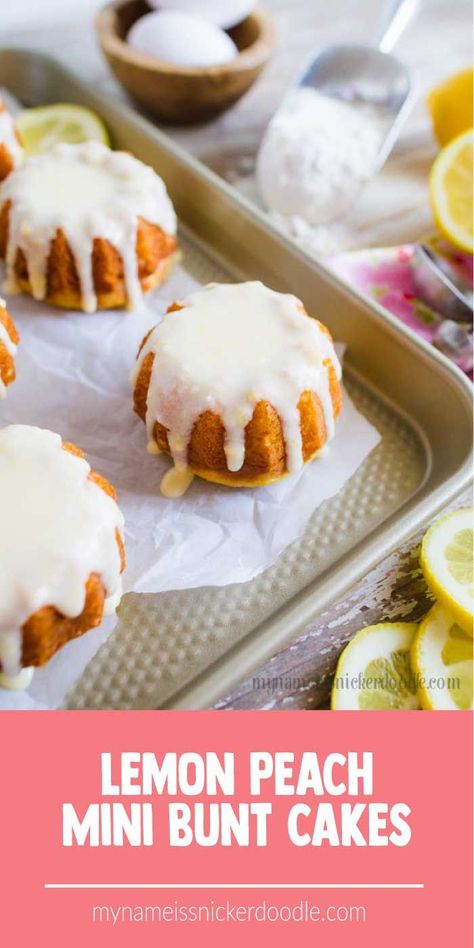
(0, 425), (125, 689)
(0, 297), (19, 397)
(0, 141), (177, 313)
(0, 98), (23, 182)
(133, 281), (342, 497)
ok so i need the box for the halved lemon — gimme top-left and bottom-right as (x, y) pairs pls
(411, 603), (473, 710)
(428, 67), (474, 147)
(331, 622), (420, 710)
(429, 129), (473, 253)
(420, 508), (473, 635)
(16, 104), (110, 156)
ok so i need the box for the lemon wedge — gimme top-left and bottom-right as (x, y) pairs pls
(428, 68), (474, 146)
(420, 508), (473, 635)
(16, 104), (110, 156)
(331, 622), (420, 710)
(411, 603), (473, 710)
(429, 129), (473, 253)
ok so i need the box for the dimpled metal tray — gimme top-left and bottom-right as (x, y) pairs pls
(0, 49), (471, 710)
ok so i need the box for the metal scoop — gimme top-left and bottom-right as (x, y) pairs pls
(411, 244), (473, 323)
(410, 243), (473, 368)
(298, 0), (419, 172)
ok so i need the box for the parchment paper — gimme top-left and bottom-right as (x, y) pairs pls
(0, 267), (380, 709)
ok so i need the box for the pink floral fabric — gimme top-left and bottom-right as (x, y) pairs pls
(331, 238), (473, 376)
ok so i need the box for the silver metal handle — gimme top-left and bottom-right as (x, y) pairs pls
(376, 0), (420, 53)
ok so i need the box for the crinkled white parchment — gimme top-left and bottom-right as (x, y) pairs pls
(0, 267), (380, 708)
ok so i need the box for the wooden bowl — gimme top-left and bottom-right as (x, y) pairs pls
(95, 0), (277, 124)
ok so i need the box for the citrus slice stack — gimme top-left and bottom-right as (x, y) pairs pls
(420, 508), (473, 635)
(411, 604), (473, 710)
(331, 508), (473, 712)
(331, 623), (420, 710)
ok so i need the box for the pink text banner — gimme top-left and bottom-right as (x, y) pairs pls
(0, 710), (472, 947)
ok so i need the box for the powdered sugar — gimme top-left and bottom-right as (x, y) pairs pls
(256, 87), (391, 227)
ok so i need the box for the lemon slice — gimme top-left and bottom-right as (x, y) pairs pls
(16, 104), (110, 156)
(429, 129), (473, 253)
(412, 603), (473, 710)
(420, 508), (473, 635)
(331, 622), (420, 710)
(428, 67), (474, 146)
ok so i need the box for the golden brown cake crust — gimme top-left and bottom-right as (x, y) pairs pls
(133, 301), (343, 488)
(0, 303), (19, 391)
(0, 99), (20, 183)
(20, 573), (106, 668)
(0, 204), (178, 311)
(0, 441), (125, 671)
(0, 143), (15, 183)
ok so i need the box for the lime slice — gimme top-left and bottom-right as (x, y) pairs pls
(420, 508), (473, 635)
(331, 622), (420, 710)
(16, 104), (110, 156)
(411, 603), (473, 710)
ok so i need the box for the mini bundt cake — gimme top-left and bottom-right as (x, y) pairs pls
(0, 425), (125, 689)
(0, 141), (178, 312)
(0, 98), (23, 182)
(132, 281), (342, 497)
(0, 297), (19, 398)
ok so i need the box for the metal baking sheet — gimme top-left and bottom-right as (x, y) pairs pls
(0, 49), (471, 710)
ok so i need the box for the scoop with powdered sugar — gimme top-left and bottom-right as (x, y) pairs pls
(256, 0), (417, 228)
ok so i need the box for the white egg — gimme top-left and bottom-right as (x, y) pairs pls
(128, 10), (238, 67)
(146, 0), (255, 30)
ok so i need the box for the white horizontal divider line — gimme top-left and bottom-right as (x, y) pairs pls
(45, 883), (424, 890)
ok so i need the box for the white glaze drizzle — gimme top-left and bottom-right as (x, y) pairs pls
(0, 664), (34, 691)
(0, 296), (17, 398)
(0, 104), (23, 173)
(0, 425), (125, 686)
(133, 282), (341, 497)
(0, 141), (177, 312)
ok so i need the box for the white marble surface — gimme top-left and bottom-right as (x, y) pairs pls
(1, 1), (472, 252)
